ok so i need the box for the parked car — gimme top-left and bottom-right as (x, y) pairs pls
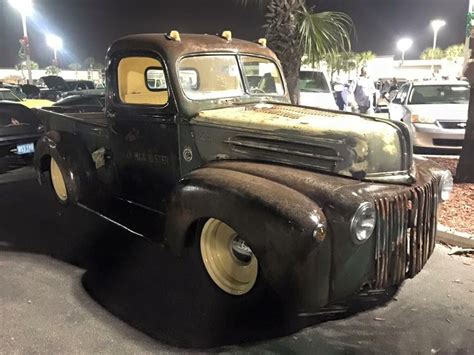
(0, 82), (27, 99)
(388, 80), (469, 150)
(33, 32), (451, 317)
(0, 101), (43, 157)
(298, 69), (338, 110)
(38, 76), (103, 101)
(49, 94), (105, 113)
(0, 88), (53, 109)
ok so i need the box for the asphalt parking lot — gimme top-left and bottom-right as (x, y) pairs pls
(0, 158), (473, 354)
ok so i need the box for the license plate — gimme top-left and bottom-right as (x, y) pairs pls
(16, 143), (35, 155)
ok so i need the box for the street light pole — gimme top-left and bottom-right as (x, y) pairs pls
(46, 34), (63, 68)
(397, 38), (413, 67)
(9, 0), (34, 84)
(20, 13), (33, 84)
(430, 19), (446, 74)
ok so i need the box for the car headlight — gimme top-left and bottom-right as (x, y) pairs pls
(351, 202), (376, 244)
(439, 170), (453, 202)
(411, 114), (436, 124)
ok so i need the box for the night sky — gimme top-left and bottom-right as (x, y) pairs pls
(0, 0), (470, 68)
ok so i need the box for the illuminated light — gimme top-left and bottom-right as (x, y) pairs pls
(46, 34), (63, 51)
(221, 30), (232, 42)
(397, 38), (413, 52)
(257, 38), (267, 47)
(8, 0), (33, 16)
(431, 19), (446, 32)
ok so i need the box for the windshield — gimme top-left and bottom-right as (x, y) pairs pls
(241, 56), (284, 95)
(299, 71), (330, 93)
(0, 90), (21, 102)
(409, 85), (470, 105)
(178, 54), (284, 100)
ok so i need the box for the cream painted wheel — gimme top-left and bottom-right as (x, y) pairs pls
(50, 158), (68, 202)
(200, 218), (258, 296)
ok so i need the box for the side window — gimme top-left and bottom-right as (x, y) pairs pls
(118, 56), (168, 106)
(396, 84), (409, 103)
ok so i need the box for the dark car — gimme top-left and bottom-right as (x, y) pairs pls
(38, 76), (101, 101)
(0, 101), (43, 157)
(0, 82), (27, 99)
(49, 94), (105, 113)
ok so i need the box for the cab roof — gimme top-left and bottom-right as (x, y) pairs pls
(106, 33), (278, 63)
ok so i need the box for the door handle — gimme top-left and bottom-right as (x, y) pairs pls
(106, 109), (117, 118)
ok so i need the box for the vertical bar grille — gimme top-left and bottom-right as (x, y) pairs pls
(373, 177), (439, 289)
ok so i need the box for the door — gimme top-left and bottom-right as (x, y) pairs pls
(109, 55), (180, 210)
(388, 83), (410, 122)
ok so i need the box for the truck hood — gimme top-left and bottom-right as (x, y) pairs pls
(40, 76), (67, 90)
(191, 103), (414, 183)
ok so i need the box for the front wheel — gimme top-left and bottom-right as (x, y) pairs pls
(199, 218), (259, 296)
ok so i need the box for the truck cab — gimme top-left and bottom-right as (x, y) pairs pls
(33, 32), (453, 314)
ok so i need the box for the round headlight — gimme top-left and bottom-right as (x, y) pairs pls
(351, 202), (376, 243)
(439, 170), (453, 202)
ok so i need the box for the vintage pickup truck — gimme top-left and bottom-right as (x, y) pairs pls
(33, 31), (453, 313)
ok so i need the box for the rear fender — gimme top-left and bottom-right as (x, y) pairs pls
(34, 131), (97, 203)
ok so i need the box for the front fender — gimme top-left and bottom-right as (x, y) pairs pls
(164, 166), (326, 288)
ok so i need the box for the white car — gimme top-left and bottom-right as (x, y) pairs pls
(298, 70), (338, 110)
(388, 80), (469, 150)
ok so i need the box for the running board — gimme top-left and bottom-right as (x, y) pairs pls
(76, 198), (166, 244)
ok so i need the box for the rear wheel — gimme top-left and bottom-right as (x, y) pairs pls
(50, 157), (69, 204)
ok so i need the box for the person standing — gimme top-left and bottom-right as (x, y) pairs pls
(353, 67), (376, 115)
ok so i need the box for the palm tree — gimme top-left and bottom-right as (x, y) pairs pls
(445, 44), (464, 61)
(420, 47), (445, 60)
(240, 0), (353, 102)
(83, 57), (96, 70)
(68, 63), (82, 71)
(355, 51), (375, 70)
(45, 65), (60, 75)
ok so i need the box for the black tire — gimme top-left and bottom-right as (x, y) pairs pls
(183, 219), (278, 323)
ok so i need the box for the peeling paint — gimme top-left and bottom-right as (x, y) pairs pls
(193, 103), (407, 181)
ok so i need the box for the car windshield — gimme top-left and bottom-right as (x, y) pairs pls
(409, 85), (470, 104)
(178, 54), (284, 100)
(299, 71), (330, 93)
(0, 90), (21, 102)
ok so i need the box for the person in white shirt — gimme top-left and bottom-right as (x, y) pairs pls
(353, 67), (376, 115)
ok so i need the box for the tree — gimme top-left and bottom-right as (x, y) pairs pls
(83, 57), (96, 70)
(445, 44), (464, 61)
(45, 65), (60, 75)
(456, 96), (474, 182)
(420, 47), (445, 60)
(355, 51), (375, 70)
(68, 62), (82, 71)
(15, 60), (39, 71)
(240, 0), (353, 102)
(457, 41), (474, 181)
(94, 63), (105, 71)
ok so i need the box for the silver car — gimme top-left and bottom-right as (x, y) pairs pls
(388, 80), (469, 150)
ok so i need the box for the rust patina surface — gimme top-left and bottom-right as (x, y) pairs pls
(33, 33), (448, 313)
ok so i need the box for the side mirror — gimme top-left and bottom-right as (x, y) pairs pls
(391, 97), (402, 104)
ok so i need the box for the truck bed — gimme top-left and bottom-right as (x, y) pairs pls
(36, 108), (108, 127)
(34, 108), (109, 151)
